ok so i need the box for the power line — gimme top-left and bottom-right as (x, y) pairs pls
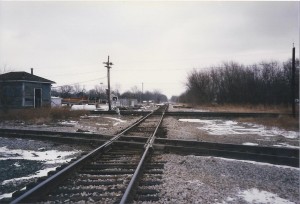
(47, 70), (100, 77)
(52, 76), (107, 89)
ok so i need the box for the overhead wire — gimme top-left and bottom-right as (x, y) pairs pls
(47, 70), (100, 77)
(52, 76), (107, 89)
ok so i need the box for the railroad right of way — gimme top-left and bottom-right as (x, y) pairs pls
(0, 105), (298, 203)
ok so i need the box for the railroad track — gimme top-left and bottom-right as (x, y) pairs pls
(1, 128), (298, 168)
(0, 105), (299, 203)
(6, 104), (168, 204)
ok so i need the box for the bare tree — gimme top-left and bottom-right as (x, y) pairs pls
(180, 59), (299, 105)
(73, 83), (82, 97)
(113, 83), (122, 97)
(59, 85), (74, 98)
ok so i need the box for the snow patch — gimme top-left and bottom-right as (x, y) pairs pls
(13, 162), (21, 167)
(179, 119), (203, 123)
(242, 142), (258, 146)
(238, 188), (295, 204)
(0, 146), (79, 164)
(0, 192), (14, 200)
(59, 120), (78, 126)
(2, 167), (57, 185)
(96, 123), (109, 126)
(103, 117), (127, 123)
(71, 104), (96, 111)
(103, 117), (127, 126)
(179, 119), (299, 139)
(273, 143), (300, 149)
(0, 147), (80, 199)
(85, 115), (101, 118)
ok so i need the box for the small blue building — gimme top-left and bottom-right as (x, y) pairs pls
(0, 70), (55, 109)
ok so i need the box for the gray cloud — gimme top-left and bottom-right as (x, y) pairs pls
(0, 1), (298, 97)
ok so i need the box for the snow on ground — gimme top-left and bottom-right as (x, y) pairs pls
(154, 154), (299, 204)
(95, 123), (109, 129)
(273, 143), (300, 149)
(0, 146), (79, 164)
(71, 104), (96, 111)
(94, 104), (109, 111)
(103, 117), (127, 126)
(58, 120), (78, 126)
(2, 167), (57, 185)
(0, 145), (80, 200)
(234, 188), (295, 204)
(242, 142), (259, 146)
(179, 119), (299, 139)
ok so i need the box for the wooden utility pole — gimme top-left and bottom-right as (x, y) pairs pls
(291, 46), (296, 117)
(140, 82), (144, 103)
(103, 56), (113, 111)
(142, 82), (144, 102)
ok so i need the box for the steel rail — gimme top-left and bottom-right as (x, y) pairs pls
(116, 111), (154, 135)
(119, 104), (168, 204)
(10, 109), (157, 204)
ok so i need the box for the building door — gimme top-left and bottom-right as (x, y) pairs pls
(34, 88), (42, 108)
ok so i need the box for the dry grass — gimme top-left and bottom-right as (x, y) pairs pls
(197, 103), (295, 113)
(175, 103), (299, 131)
(0, 107), (88, 123)
(237, 116), (299, 131)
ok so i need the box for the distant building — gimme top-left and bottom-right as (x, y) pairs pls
(61, 97), (88, 106)
(0, 70), (55, 109)
(118, 99), (138, 107)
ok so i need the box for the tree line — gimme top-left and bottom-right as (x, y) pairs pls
(177, 59), (299, 105)
(51, 84), (168, 103)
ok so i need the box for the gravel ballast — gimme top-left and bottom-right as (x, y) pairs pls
(146, 154), (299, 204)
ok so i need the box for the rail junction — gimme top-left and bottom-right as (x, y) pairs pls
(0, 104), (298, 203)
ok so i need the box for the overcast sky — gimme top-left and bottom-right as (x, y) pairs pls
(0, 1), (298, 98)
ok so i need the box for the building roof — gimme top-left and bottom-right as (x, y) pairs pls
(0, 72), (55, 84)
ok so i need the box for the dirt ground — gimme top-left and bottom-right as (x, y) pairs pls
(0, 114), (141, 135)
(0, 106), (299, 148)
(166, 104), (299, 148)
(162, 116), (299, 147)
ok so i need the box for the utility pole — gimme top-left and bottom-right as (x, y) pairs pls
(142, 82), (144, 102)
(140, 82), (144, 104)
(103, 56), (113, 111)
(291, 45), (296, 117)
